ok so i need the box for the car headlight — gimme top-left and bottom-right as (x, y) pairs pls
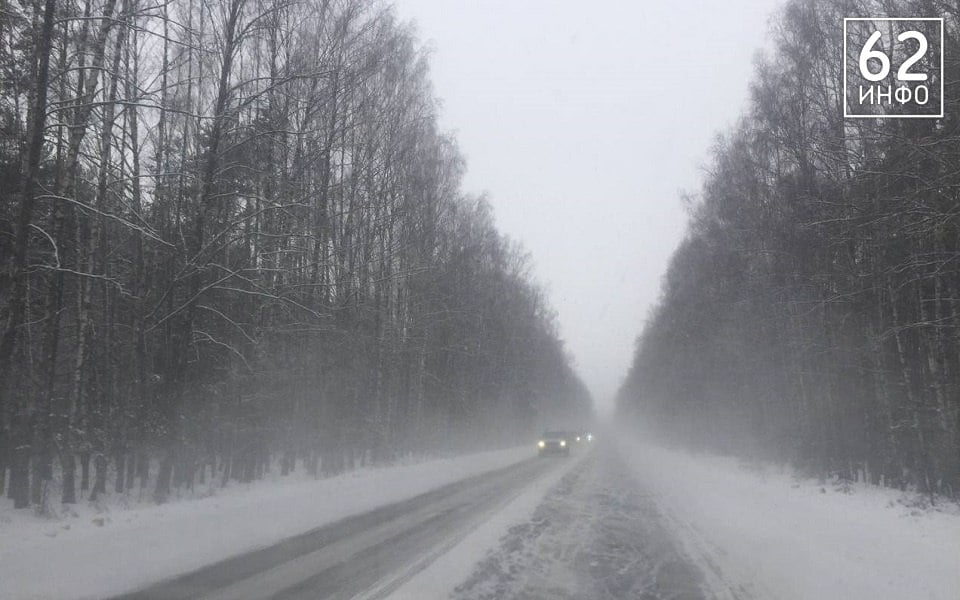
(538, 440), (545, 448)
(576, 436), (581, 442)
(560, 440), (566, 447)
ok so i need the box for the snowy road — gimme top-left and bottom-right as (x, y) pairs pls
(111, 455), (566, 600)
(53, 437), (959, 600)
(449, 442), (715, 600)
(112, 442), (725, 600)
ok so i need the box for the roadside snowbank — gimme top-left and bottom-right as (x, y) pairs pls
(386, 449), (589, 600)
(0, 446), (532, 600)
(617, 433), (960, 600)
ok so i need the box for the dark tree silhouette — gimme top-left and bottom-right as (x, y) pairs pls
(0, 0), (591, 510)
(618, 0), (960, 499)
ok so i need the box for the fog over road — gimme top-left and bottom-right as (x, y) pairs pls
(110, 442), (726, 600)
(35, 436), (957, 600)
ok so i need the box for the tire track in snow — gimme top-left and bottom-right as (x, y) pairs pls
(452, 442), (713, 600)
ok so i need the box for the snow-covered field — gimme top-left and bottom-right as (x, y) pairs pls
(0, 446), (531, 600)
(617, 432), (960, 600)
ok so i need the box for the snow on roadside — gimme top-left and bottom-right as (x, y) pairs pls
(617, 431), (960, 600)
(0, 446), (532, 600)
(386, 449), (589, 600)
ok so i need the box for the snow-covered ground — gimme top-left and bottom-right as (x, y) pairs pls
(0, 446), (531, 600)
(617, 431), (960, 600)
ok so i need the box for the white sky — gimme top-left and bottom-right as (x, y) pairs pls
(392, 0), (785, 413)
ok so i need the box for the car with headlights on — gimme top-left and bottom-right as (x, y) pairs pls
(537, 430), (570, 457)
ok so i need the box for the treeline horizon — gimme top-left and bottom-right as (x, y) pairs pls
(0, 0), (591, 511)
(619, 0), (960, 498)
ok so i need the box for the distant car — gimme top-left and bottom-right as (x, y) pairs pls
(574, 431), (593, 443)
(537, 430), (570, 456)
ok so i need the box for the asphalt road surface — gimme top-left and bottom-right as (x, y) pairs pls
(112, 453), (565, 600)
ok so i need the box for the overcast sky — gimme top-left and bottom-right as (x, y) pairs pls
(393, 0), (785, 413)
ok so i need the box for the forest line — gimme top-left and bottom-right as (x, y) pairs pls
(619, 0), (960, 498)
(0, 0), (591, 510)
